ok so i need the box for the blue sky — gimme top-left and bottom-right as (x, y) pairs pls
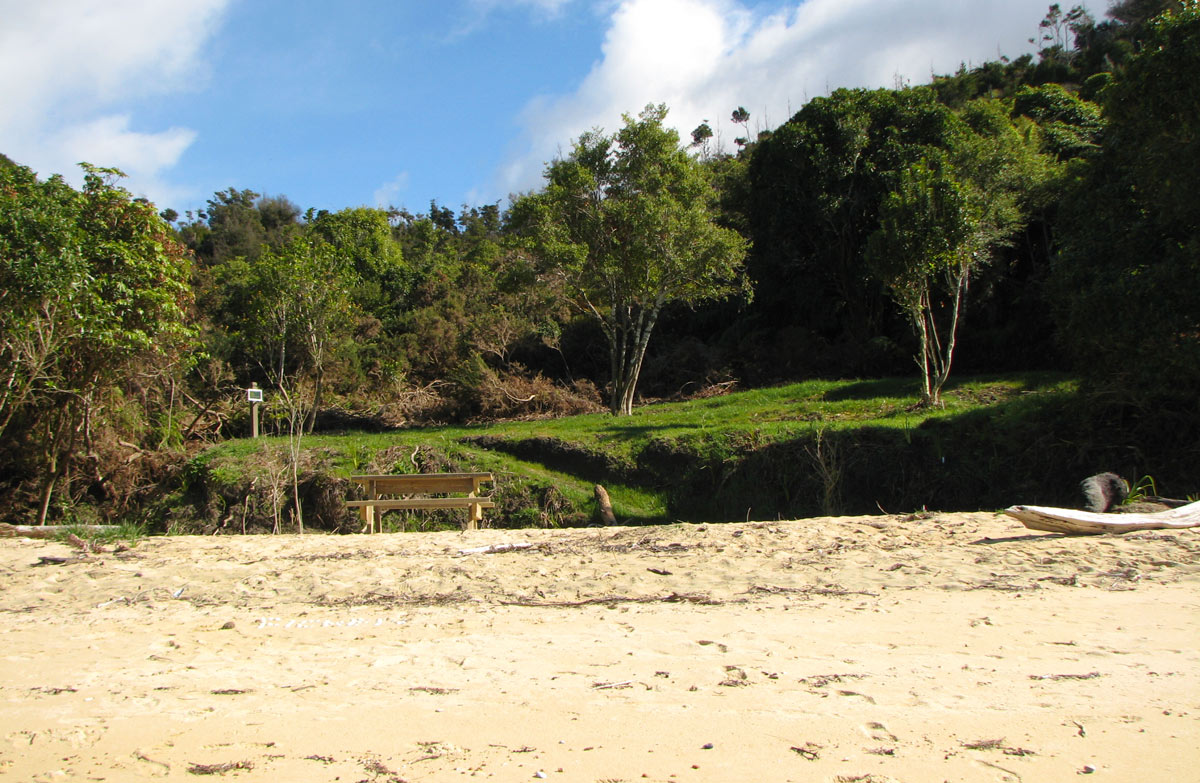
(1, 0), (1106, 219)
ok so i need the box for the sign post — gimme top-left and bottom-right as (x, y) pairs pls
(247, 383), (263, 438)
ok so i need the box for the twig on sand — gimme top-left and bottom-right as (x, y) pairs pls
(134, 752), (170, 772)
(456, 542), (535, 556)
(35, 555), (84, 566)
(187, 760), (254, 775)
(501, 592), (722, 607)
(976, 759), (1024, 781)
(592, 681), (633, 690)
(747, 584), (878, 598)
(962, 738), (1037, 757)
(790, 742), (821, 760)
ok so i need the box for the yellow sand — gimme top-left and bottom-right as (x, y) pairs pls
(2, 512), (1197, 781)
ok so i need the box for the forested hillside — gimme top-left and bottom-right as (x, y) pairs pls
(2, 1), (1196, 526)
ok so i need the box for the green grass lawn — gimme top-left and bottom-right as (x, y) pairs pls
(181, 372), (1076, 531)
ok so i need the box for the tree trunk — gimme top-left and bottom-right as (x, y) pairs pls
(35, 407), (75, 525)
(606, 303), (659, 416)
(913, 264), (968, 408)
(289, 409), (305, 534)
(305, 369), (323, 434)
(36, 470), (58, 526)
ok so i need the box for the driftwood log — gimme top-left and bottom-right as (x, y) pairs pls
(593, 485), (617, 526)
(1005, 499), (1200, 535)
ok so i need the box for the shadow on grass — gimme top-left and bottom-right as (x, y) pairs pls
(598, 422), (704, 440)
(821, 372), (1071, 403)
(821, 377), (921, 402)
(660, 384), (1142, 522)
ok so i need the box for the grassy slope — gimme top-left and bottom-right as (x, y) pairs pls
(178, 372), (1101, 532)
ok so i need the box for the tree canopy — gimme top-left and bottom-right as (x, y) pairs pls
(0, 163), (194, 522)
(512, 104), (748, 415)
(1052, 2), (1200, 399)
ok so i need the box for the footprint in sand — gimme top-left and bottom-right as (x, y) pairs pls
(861, 721), (898, 743)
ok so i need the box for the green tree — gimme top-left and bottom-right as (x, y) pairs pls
(867, 154), (973, 405)
(746, 88), (962, 374)
(246, 234), (358, 433)
(514, 104), (748, 415)
(690, 121), (714, 159)
(867, 100), (1051, 405)
(310, 206), (409, 323)
(239, 234), (358, 530)
(0, 164), (193, 522)
(1012, 83), (1104, 159)
(731, 106), (751, 148)
(1053, 3), (1200, 399)
(1034, 4), (1093, 61)
(180, 188), (301, 266)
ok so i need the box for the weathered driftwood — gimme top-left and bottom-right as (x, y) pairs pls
(1005, 499), (1200, 535)
(0, 523), (118, 539)
(594, 484), (617, 526)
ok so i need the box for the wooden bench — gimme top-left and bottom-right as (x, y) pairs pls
(348, 473), (495, 532)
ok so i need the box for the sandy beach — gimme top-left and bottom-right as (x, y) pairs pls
(1, 511), (1198, 782)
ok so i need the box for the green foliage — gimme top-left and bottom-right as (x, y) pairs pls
(180, 188), (301, 266)
(1012, 83), (1104, 159)
(247, 234), (360, 433)
(867, 153), (973, 404)
(0, 163), (195, 522)
(309, 207), (409, 321)
(1052, 4), (1200, 400)
(514, 104), (748, 415)
(866, 99), (1053, 404)
(1123, 474), (1158, 504)
(746, 88), (962, 373)
(54, 520), (147, 546)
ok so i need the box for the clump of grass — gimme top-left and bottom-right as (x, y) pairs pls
(1123, 474), (1157, 505)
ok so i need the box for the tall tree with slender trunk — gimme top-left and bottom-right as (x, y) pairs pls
(512, 104), (748, 415)
(867, 99), (1052, 405)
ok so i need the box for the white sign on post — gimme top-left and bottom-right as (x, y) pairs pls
(247, 384), (262, 438)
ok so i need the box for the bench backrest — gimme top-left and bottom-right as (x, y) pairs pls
(352, 473), (493, 495)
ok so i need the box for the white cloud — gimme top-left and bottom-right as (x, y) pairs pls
(0, 0), (230, 206)
(496, 0), (1104, 197)
(374, 172), (412, 209)
(453, 0), (580, 38)
(51, 115), (200, 206)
